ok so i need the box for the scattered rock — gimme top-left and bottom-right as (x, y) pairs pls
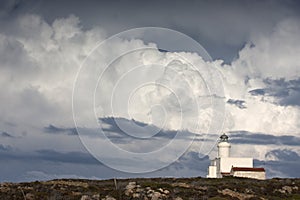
(151, 191), (162, 200)
(174, 197), (183, 200)
(92, 194), (100, 200)
(25, 193), (34, 200)
(219, 188), (255, 200)
(72, 191), (82, 196)
(245, 188), (254, 194)
(81, 195), (92, 200)
(46, 180), (89, 188)
(163, 189), (170, 194)
(196, 186), (208, 190)
(101, 195), (116, 200)
(172, 182), (190, 188)
(275, 185), (296, 194)
(126, 182), (136, 189)
(283, 186), (293, 194)
(133, 193), (140, 198)
(147, 189), (154, 194)
(125, 181), (137, 196)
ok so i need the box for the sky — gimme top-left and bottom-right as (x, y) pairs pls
(0, 0), (300, 182)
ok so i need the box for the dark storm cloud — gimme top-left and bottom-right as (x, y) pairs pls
(44, 117), (180, 141)
(99, 117), (202, 144)
(97, 117), (202, 153)
(265, 149), (300, 162)
(100, 117), (178, 140)
(255, 159), (300, 178)
(227, 99), (247, 109)
(47, 118), (213, 145)
(249, 89), (266, 96)
(255, 149), (300, 177)
(169, 151), (210, 171)
(2, 0), (300, 62)
(0, 144), (12, 151)
(45, 118), (260, 156)
(1, 131), (14, 138)
(35, 149), (99, 164)
(0, 149), (210, 182)
(0, 0), (42, 18)
(249, 78), (300, 106)
(44, 124), (78, 136)
(229, 131), (300, 146)
(0, 145), (99, 165)
(0, 0), (20, 17)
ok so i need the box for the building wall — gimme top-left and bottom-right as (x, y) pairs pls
(219, 157), (253, 174)
(232, 171), (266, 180)
(216, 158), (221, 178)
(207, 165), (217, 178)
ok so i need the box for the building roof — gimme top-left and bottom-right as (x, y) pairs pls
(221, 172), (231, 176)
(231, 167), (265, 172)
(221, 172), (231, 175)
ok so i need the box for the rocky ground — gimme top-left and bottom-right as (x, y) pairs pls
(0, 177), (299, 200)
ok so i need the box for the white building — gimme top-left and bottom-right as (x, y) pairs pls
(207, 133), (266, 180)
(230, 167), (266, 180)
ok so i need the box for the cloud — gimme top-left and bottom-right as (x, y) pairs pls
(227, 99), (247, 109)
(229, 131), (300, 146)
(0, 145), (99, 165)
(1, 131), (14, 138)
(99, 117), (195, 140)
(249, 78), (300, 107)
(44, 125), (78, 135)
(8, 0), (300, 63)
(35, 149), (99, 164)
(265, 149), (300, 162)
(170, 151), (210, 171)
(0, 12), (299, 180)
(218, 19), (300, 134)
(1, 13), (300, 137)
(0, 14), (106, 135)
(95, 117), (205, 156)
(0, 139), (210, 182)
(0, 0), (21, 17)
(0, 150), (210, 182)
(253, 149), (300, 178)
(0, 118), (299, 181)
(0, 144), (12, 151)
(232, 18), (300, 80)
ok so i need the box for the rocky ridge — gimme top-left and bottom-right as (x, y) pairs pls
(0, 177), (299, 199)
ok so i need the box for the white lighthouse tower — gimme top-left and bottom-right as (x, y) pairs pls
(206, 133), (266, 179)
(217, 134), (231, 158)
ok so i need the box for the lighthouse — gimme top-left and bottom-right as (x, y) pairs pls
(206, 133), (266, 179)
(217, 133), (231, 158)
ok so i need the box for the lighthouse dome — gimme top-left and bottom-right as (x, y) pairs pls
(220, 133), (228, 142)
